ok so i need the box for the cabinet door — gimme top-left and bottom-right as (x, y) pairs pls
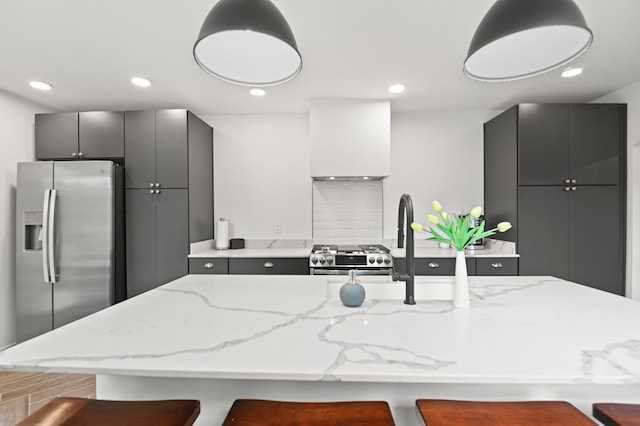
(124, 110), (156, 189)
(229, 258), (309, 275)
(35, 113), (79, 159)
(156, 189), (189, 285)
(476, 258), (518, 275)
(569, 186), (624, 295)
(79, 111), (124, 158)
(569, 104), (622, 185)
(189, 258), (229, 274)
(518, 104), (569, 185)
(518, 186), (570, 279)
(156, 110), (188, 189)
(187, 112), (214, 243)
(125, 189), (158, 298)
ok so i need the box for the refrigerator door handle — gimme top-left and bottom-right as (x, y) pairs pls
(41, 189), (52, 283)
(41, 189), (58, 283)
(47, 189), (58, 283)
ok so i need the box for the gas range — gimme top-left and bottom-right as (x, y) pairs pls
(309, 244), (394, 275)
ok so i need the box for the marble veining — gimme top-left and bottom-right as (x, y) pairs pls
(1, 275), (639, 387)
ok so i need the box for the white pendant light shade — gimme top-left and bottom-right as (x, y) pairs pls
(464, 0), (592, 81)
(194, 0), (302, 86)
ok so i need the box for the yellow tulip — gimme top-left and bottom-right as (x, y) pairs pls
(497, 221), (512, 232)
(410, 222), (424, 232)
(470, 206), (483, 218)
(432, 200), (442, 213)
(441, 211), (449, 221)
(427, 215), (439, 225)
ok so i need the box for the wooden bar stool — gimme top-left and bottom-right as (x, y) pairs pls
(593, 403), (640, 426)
(222, 399), (395, 425)
(415, 399), (596, 425)
(17, 397), (200, 426)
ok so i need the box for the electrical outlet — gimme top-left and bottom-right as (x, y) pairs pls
(274, 222), (283, 234)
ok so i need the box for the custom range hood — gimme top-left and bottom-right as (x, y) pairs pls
(310, 100), (390, 180)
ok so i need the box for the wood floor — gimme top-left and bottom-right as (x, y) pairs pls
(0, 372), (95, 425)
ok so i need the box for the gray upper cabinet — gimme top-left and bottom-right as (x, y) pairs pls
(518, 104), (623, 186)
(484, 103), (626, 295)
(35, 111), (124, 160)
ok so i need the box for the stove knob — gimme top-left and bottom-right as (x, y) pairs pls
(319, 258), (326, 265)
(383, 257), (391, 265)
(376, 256), (383, 264)
(369, 256), (375, 264)
(326, 256), (334, 265)
(311, 256), (318, 265)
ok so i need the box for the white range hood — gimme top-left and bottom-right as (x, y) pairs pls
(310, 99), (390, 179)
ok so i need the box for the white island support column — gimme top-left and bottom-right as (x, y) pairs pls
(97, 376), (640, 425)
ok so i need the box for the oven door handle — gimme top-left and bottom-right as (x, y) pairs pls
(310, 269), (392, 276)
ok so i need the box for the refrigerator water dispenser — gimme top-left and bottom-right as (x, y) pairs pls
(23, 211), (43, 251)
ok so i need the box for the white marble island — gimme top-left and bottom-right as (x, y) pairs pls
(1, 274), (639, 425)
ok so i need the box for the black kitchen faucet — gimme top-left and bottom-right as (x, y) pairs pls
(392, 193), (416, 305)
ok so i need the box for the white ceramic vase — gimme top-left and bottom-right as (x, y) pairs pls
(454, 250), (470, 309)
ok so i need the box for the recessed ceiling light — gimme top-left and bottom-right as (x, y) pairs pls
(363, 176), (369, 180)
(561, 67), (583, 78)
(131, 77), (151, 87)
(250, 88), (266, 96)
(388, 84), (405, 94)
(329, 176), (335, 180)
(29, 81), (52, 91)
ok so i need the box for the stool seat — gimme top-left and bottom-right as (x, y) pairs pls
(415, 399), (596, 425)
(593, 403), (640, 426)
(17, 397), (200, 426)
(222, 399), (395, 425)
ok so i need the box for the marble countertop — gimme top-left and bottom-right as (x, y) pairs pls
(190, 239), (518, 258)
(1, 274), (638, 385)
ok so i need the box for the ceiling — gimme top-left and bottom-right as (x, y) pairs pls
(1, 0), (639, 116)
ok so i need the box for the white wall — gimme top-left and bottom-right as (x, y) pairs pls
(203, 114), (312, 240)
(594, 81), (640, 300)
(384, 110), (499, 239)
(0, 90), (49, 349)
(205, 109), (498, 242)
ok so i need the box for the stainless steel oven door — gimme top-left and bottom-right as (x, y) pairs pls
(310, 268), (392, 276)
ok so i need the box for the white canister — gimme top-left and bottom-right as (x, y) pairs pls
(215, 218), (230, 250)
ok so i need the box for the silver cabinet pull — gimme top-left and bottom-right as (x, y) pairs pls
(78, 152), (84, 158)
(204, 262), (214, 269)
(150, 183), (155, 188)
(155, 183), (161, 188)
(264, 262), (274, 268)
(71, 152), (78, 158)
(570, 187), (577, 191)
(428, 262), (439, 268)
(491, 262), (503, 268)
(155, 189), (161, 194)
(571, 179), (577, 184)
(564, 179), (571, 184)
(149, 189), (155, 194)
(564, 187), (571, 191)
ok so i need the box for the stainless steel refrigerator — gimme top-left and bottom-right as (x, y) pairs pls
(16, 161), (125, 343)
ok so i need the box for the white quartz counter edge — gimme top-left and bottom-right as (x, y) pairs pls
(1, 275), (637, 386)
(189, 247), (518, 258)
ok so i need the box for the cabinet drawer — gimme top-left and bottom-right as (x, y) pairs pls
(415, 258), (456, 275)
(189, 258), (229, 274)
(476, 258), (518, 275)
(229, 258), (309, 275)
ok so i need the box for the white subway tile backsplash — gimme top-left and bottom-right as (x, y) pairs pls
(312, 180), (383, 239)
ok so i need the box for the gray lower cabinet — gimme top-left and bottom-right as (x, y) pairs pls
(189, 258), (229, 274)
(229, 258), (309, 275)
(35, 111), (124, 160)
(476, 258), (518, 276)
(126, 189), (189, 297)
(395, 257), (517, 276)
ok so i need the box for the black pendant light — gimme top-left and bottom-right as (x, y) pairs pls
(193, 0), (302, 86)
(463, 0), (592, 81)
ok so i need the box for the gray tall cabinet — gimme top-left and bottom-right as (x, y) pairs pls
(484, 103), (626, 295)
(125, 110), (213, 297)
